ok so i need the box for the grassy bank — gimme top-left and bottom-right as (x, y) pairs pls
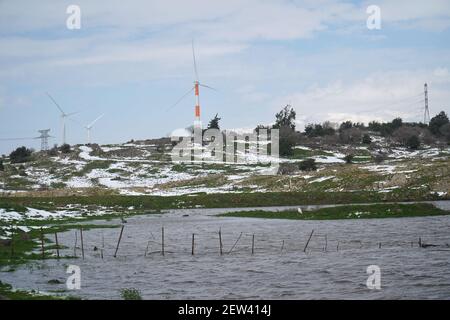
(1, 189), (448, 211)
(218, 203), (450, 220)
(0, 281), (80, 300)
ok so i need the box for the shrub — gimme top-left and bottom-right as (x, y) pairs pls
(373, 153), (387, 164)
(9, 146), (32, 164)
(298, 158), (317, 171)
(47, 145), (58, 156)
(277, 163), (297, 175)
(120, 288), (142, 300)
(406, 135), (420, 150)
(440, 123), (450, 142)
(0, 160), (4, 171)
(60, 144), (71, 154)
(362, 134), (372, 144)
(344, 154), (354, 164)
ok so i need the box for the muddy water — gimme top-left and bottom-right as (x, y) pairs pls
(1, 202), (450, 300)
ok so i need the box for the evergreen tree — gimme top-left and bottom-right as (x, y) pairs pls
(273, 105), (296, 131)
(429, 111), (449, 135)
(9, 146), (32, 164)
(207, 114), (221, 130)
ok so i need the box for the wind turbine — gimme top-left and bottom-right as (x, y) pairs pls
(167, 40), (216, 129)
(46, 92), (78, 145)
(84, 114), (104, 144)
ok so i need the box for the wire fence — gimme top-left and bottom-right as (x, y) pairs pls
(25, 226), (450, 261)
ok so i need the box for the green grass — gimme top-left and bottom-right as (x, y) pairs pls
(120, 288), (142, 300)
(0, 222), (119, 267)
(218, 203), (449, 220)
(0, 281), (79, 300)
(1, 188), (447, 212)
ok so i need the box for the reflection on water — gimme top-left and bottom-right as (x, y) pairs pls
(1, 203), (450, 300)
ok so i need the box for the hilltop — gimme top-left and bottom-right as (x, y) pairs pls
(0, 133), (448, 200)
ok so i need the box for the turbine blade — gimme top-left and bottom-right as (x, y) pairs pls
(166, 87), (194, 111)
(68, 117), (83, 128)
(192, 40), (199, 82)
(46, 92), (65, 115)
(87, 114), (105, 129)
(199, 83), (217, 91)
(65, 111), (79, 117)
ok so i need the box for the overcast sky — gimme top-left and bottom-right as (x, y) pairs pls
(1, 0), (450, 153)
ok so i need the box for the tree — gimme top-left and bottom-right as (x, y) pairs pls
(429, 111), (449, 135)
(362, 134), (372, 144)
(207, 113), (221, 130)
(9, 146), (32, 164)
(368, 121), (382, 132)
(391, 118), (403, 130)
(0, 160), (4, 171)
(298, 158), (317, 171)
(339, 127), (363, 144)
(273, 105), (296, 131)
(279, 126), (297, 157)
(440, 123), (450, 142)
(339, 121), (353, 131)
(304, 123), (335, 137)
(406, 135), (420, 149)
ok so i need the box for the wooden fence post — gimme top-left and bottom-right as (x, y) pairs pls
(303, 230), (314, 253)
(55, 232), (60, 259)
(80, 227), (85, 260)
(219, 228), (223, 256)
(114, 225), (125, 258)
(161, 227), (165, 256)
(40, 227), (45, 259)
(251, 234), (255, 255)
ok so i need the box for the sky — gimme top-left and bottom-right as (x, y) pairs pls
(0, 0), (450, 154)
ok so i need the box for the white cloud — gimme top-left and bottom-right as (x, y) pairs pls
(280, 68), (450, 128)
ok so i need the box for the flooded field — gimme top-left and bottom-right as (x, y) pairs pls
(1, 204), (450, 300)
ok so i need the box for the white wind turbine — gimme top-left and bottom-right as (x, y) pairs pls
(46, 92), (78, 145)
(84, 114), (104, 144)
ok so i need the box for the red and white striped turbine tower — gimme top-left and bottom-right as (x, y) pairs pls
(167, 40), (215, 130)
